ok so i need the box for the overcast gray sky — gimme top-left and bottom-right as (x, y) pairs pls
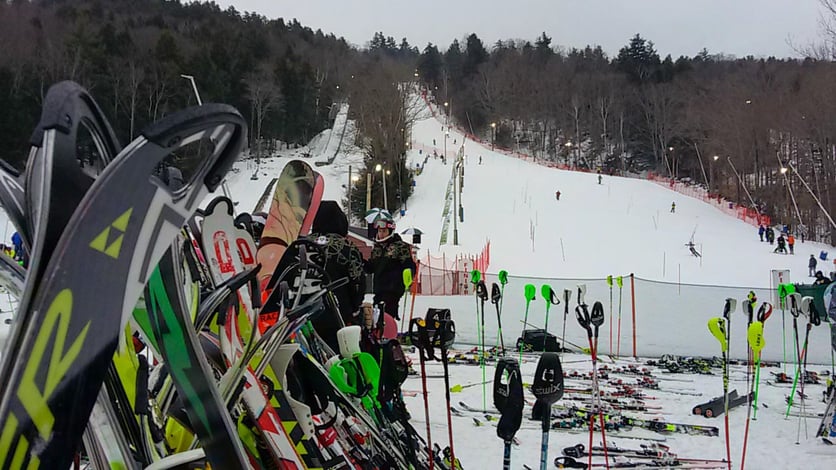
(213, 0), (826, 58)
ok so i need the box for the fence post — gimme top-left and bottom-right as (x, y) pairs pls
(631, 273), (637, 359)
(442, 252), (447, 295)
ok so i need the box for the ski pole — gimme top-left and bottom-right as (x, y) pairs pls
(607, 275), (613, 354)
(752, 302), (772, 419)
(786, 293), (803, 417)
(498, 269), (509, 348)
(561, 288), (572, 358)
(741, 320), (764, 470)
(520, 284), (536, 363)
(541, 284), (559, 352)
(575, 302), (610, 470)
(615, 275), (623, 356)
(491, 282), (505, 354)
(476, 280), (488, 411)
(408, 318), (434, 470)
(401, 268), (413, 332)
(437, 318), (458, 470)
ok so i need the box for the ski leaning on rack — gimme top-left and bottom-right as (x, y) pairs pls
(0, 101), (245, 469)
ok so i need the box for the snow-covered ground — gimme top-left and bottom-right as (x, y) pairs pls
(403, 349), (832, 470)
(205, 95), (836, 468)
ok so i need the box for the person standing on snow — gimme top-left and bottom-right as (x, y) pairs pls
(758, 225), (765, 242)
(670, 202), (676, 213)
(365, 216), (416, 321)
(787, 234), (795, 254)
(810, 255), (818, 277)
(766, 227), (775, 245)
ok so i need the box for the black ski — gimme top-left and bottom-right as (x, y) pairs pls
(143, 240), (252, 468)
(0, 103), (245, 469)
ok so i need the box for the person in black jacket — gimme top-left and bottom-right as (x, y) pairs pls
(305, 201), (366, 346)
(366, 216), (416, 320)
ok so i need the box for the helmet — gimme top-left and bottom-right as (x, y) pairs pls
(373, 218), (395, 230)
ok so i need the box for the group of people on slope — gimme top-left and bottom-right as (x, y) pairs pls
(759, 224), (796, 254)
(304, 201), (416, 347)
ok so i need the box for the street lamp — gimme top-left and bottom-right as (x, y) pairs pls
(710, 155), (719, 193)
(491, 122), (496, 149)
(376, 164), (388, 210)
(180, 74), (203, 105)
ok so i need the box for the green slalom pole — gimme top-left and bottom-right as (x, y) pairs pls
(606, 275), (613, 353)
(520, 283), (537, 363)
(471, 269), (482, 350)
(778, 283), (788, 375)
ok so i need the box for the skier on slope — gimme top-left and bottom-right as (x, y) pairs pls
(365, 215), (416, 321)
(758, 224), (765, 242)
(774, 234), (787, 254)
(787, 233), (795, 254)
(670, 202), (676, 213)
(766, 226), (775, 244)
(810, 254), (819, 277)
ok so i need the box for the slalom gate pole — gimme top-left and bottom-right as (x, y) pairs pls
(709, 298), (735, 470)
(561, 288), (571, 358)
(607, 275), (613, 353)
(441, 331), (457, 469)
(491, 283), (505, 354)
(752, 303), (772, 419)
(741, 320), (765, 470)
(630, 274), (637, 358)
(520, 284), (536, 363)
(498, 269), (508, 350)
(616, 276), (623, 356)
(409, 318), (434, 470)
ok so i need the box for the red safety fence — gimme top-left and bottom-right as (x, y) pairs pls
(415, 240), (490, 295)
(646, 172), (770, 228)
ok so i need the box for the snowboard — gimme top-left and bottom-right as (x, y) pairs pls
(255, 160), (324, 290)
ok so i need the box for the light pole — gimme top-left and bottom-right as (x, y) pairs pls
(181, 73), (235, 207)
(375, 163), (388, 211)
(348, 165), (360, 223)
(711, 155), (719, 193)
(443, 101), (449, 163)
(180, 74), (203, 105)
(667, 146), (675, 177)
(452, 158), (459, 245)
(491, 122), (496, 150)
(565, 141), (573, 167)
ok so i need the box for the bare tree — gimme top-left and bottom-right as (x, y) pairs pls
(244, 66), (282, 162)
